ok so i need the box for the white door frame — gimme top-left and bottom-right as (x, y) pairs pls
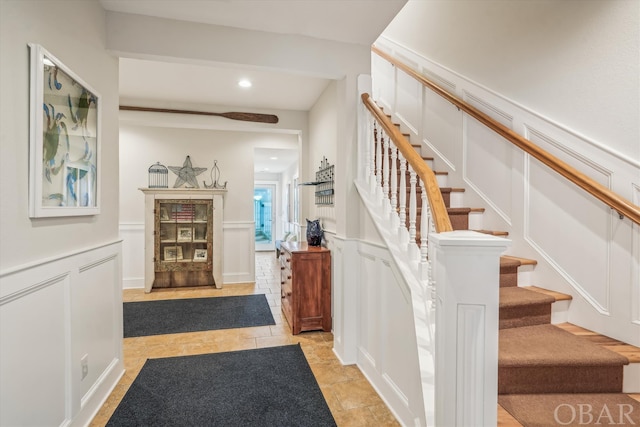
(254, 181), (279, 251)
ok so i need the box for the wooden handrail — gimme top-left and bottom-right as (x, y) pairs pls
(362, 93), (453, 233)
(372, 45), (640, 226)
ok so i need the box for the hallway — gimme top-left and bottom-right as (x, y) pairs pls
(90, 252), (400, 426)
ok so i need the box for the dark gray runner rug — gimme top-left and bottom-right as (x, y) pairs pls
(123, 294), (275, 338)
(106, 345), (337, 426)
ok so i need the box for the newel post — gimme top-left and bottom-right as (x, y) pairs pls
(429, 230), (510, 426)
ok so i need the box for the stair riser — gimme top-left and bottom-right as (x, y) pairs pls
(500, 305), (552, 329)
(500, 266), (519, 288)
(499, 366), (624, 394)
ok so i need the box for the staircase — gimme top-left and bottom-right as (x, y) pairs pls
(497, 258), (640, 425)
(379, 116), (640, 426)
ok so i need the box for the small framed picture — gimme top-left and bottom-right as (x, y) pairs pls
(163, 246), (183, 261)
(160, 207), (170, 221)
(177, 226), (193, 242)
(193, 249), (207, 262)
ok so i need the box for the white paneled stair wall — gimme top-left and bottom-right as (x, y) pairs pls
(371, 37), (639, 348)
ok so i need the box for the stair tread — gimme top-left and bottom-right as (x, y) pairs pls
(523, 285), (572, 302)
(500, 324), (630, 367)
(500, 287), (555, 308)
(501, 255), (538, 267)
(473, 229), (509, 236)
(439, 187), (465, 193)
(447, 207), (472, 214)
(556, 323), (640, 363)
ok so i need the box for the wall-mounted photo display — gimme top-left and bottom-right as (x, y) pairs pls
(28, 43), (100, 217)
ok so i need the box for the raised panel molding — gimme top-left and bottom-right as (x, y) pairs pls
(355, 241), (425, 426)
(463, 91), (514, 128)
(0, 241), (123, 427)
(395, 61), (421, 137)
(526, 127), (613, 186)
(524, 127), (613, 314)
(222, 221), (254, 284)
(456, 304), (486, 425)
(462, 93), (514, 225)
(372, 53), (394, 113)
(422, 87), (463, 172)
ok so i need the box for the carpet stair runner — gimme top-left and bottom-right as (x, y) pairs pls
(497, 260), (640, 425)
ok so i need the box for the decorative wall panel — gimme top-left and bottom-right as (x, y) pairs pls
(0, 242), (123, 427)
(423, 88), (463, 171)
(222, 221), (255, 284)
(463, 113), (514, 223)
(395, 62), (421, 136)
(527, 157), (610, 312)
(0, 276), (69, 426)
(372, 53), (395, 113)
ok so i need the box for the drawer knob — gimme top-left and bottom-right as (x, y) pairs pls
(287, 275), (292, 280)
(280, 266), (285, 270)
(286, 258), (291, 263)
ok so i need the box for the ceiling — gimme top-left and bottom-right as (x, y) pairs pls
(99, 0), (406, 172)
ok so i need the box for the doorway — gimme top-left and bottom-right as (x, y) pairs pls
(254, 184), (276, 251)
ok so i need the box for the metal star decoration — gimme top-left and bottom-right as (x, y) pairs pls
(168, 155), (207, 188)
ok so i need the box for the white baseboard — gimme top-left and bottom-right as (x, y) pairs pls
(123, 277), (144, 289)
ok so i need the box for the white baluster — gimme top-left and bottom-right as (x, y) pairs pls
(390, 144), (398, 217)
(399, 152), (407, 229)
(408, 166), (417, 246)
(420, 185), (428, 264)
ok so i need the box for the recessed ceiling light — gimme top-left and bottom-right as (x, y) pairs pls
(270, 157), (278, 160)
(238, 79), (252, 88)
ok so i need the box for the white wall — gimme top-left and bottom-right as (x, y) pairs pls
(382, 0), (639, 164)
(0, 0), (121, 267)
(118, 118), (300, 286)
(0, 1), (123, 426)
(307, 81), (338, 234)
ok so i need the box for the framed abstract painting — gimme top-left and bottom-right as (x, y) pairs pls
(28, 43), (100, 217)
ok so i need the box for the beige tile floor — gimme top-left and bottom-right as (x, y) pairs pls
(90, 251), (400, 427)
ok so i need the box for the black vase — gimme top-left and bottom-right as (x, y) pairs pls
(306, 218), (323, 247)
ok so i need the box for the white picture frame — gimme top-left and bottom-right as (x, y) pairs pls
(28, 43), (100, 217)
(193, 249), (207, 262)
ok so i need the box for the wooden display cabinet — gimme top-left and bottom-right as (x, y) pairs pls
(140, 188), (226, 292)
(279, 241), (331, 335)
(153, 199), (213, 288)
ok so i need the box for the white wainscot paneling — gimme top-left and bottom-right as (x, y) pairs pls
(74, 254), (121, 404)
(526, 157), (611, 312)
(0, 241), (124, 427)
(372, 52), (395, 112)
(381, 259), (421, 411)
(423, 86), (463, 171)
(463, 94), (514, 223)
(120, 223), (144, 289)
(395, 57), (421, 137)
(356, 242), (425, 426)
(1, 276), (69, 427)
(358, 251), (379, 367)
(223, 221), (255, 284)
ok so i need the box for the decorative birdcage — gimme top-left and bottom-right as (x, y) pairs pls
(148, 162), (168, 188)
